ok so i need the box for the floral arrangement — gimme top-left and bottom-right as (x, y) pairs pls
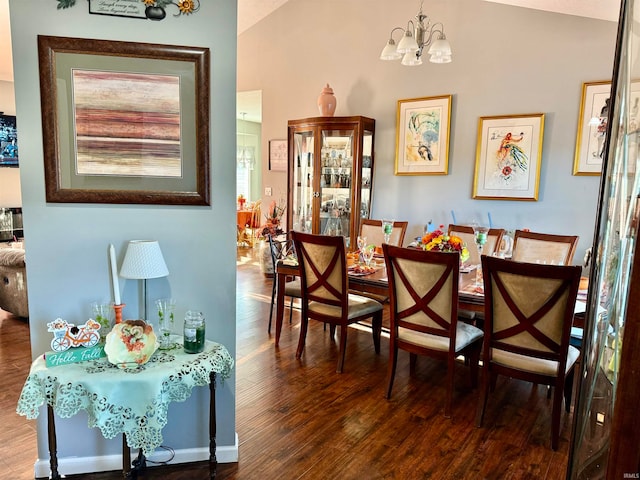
(259, 200), (286, 239)
(419, 225), (470, 263)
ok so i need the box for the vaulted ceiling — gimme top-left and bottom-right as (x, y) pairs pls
(0, 0), (620, 84)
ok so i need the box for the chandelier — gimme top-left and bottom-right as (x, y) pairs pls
(237, 112), (255, 170)
(379, 0), (452, 66)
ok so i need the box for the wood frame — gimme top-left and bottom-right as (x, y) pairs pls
(394, 95), (452, 175)
(473, 113), (544, 201)
(268, 139), (287, 172)
(38, 35), (210, 205)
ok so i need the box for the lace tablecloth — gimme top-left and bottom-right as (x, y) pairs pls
(17, 339), (234, 455)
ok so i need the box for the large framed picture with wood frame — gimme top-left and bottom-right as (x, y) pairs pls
(38, 35), (210, 205)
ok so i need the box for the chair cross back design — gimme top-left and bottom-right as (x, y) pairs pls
(491, 272), (574, 358)
(476, 255), (582, 450)
(383, 244), (483, 418)
(292, 231), (384, 373)
(391, 256), (456, 335)
(299, 245), (344, 309)
(267, 234), (301, 334)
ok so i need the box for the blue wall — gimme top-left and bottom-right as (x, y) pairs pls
(10, 0), (237, 473)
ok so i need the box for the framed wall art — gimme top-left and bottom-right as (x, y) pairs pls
(38, 35), (210, 205)
(573, 80), (640, 175)
(573, 81), (611, 175)
(472, 113), (544, 201)
(269, 139), (287, 172)
(394, 95), (451, 175)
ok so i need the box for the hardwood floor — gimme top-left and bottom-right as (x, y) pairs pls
(3, 247), (572, 479)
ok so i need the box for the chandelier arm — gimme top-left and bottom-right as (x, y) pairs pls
(387, 26), (406, 42)
(420, 22), (446, 49)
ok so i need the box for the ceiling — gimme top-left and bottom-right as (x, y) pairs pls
(0, 0), (620, 118)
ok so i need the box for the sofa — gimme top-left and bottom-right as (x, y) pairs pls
(0, 245), (28, 318)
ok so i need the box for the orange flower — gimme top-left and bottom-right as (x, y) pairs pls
(142, 0), (155, 6)
(177, 0), (195, 14)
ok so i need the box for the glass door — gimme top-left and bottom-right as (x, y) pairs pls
(291, 130), (315, 233)
(360, 129), (374, 221)
(320, 129), (354, 244)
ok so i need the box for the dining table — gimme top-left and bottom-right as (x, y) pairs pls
(273, 258), (485, 346)
(273, 258), (590, 347)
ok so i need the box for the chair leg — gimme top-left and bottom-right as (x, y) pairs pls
(371, 312), (382, 354)
(336, 325), (348, 373)
(409, 353), (418, 374)
(445, 357), (455, 418)
(564, 369), (576, 413)
(288, 297), (294, 324)
(386, 343), (398, 399)
(329, 324), (336, 339)
(476, 364), (490, 427)
(551, 381), (564, 451)
(296, 309), (308, 359)
(469, 343), (481, 389)
(268, 278), (276, 334)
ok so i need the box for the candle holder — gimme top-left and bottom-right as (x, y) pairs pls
(113, 303), (125, 324)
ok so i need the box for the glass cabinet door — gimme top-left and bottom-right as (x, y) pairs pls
(291, 130), (314, 233)
(360, 129), (374, 221)
(320, 129), (354, 244)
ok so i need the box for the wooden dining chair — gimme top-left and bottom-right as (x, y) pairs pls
(359, 219), (409, 247)
(267, 233), (301, 334)
(383, 244), (484, 418)
(447, 224), (505, 265)
(511, 229), (579, 265)
(291, 231), (384, 373)
(476, 255), (582, 450)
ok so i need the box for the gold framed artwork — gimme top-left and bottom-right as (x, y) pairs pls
(394, 95), (452, 175)
(38, 35), (211, 205)
(573, 81), (612, 175)
(573, 80), (640, 175)
(473, 113), (545, 201)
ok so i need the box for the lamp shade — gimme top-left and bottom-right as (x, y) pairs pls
(120, 240), (169, 279)
(401, 51), (423, 66)
(427, 38), (452, 56)
(397, 30), (419, 53)
(380, 39), (402, 60)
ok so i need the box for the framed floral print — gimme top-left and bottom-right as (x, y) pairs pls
(394, 95), (452, 175)
(472, 113), (545, 201)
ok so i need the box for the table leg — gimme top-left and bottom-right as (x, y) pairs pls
(122, 434), (132, 479)
(47, 405), (61, 480)
(275, 270), (286, 346)
(209, 372), (217, 479)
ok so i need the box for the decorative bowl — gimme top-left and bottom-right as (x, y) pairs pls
(104, 319), (159, 369)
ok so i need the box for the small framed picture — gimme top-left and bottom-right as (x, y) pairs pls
(269, 139), (287, 172)
(473, 113), (545, 201)
(394, 95), (452, 175)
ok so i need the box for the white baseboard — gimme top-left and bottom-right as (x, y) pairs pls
(33, 433), (239, 477)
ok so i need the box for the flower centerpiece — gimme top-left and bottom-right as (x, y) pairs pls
(419, 225), (470, 263)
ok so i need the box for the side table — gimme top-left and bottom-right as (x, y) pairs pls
(17, 338), (234, 479)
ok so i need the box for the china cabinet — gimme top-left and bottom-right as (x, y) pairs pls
(567, 0), (640, 477)
(287, 116), (375, 249)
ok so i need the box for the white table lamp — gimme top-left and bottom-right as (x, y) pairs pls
(120, 240), (169, 321)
